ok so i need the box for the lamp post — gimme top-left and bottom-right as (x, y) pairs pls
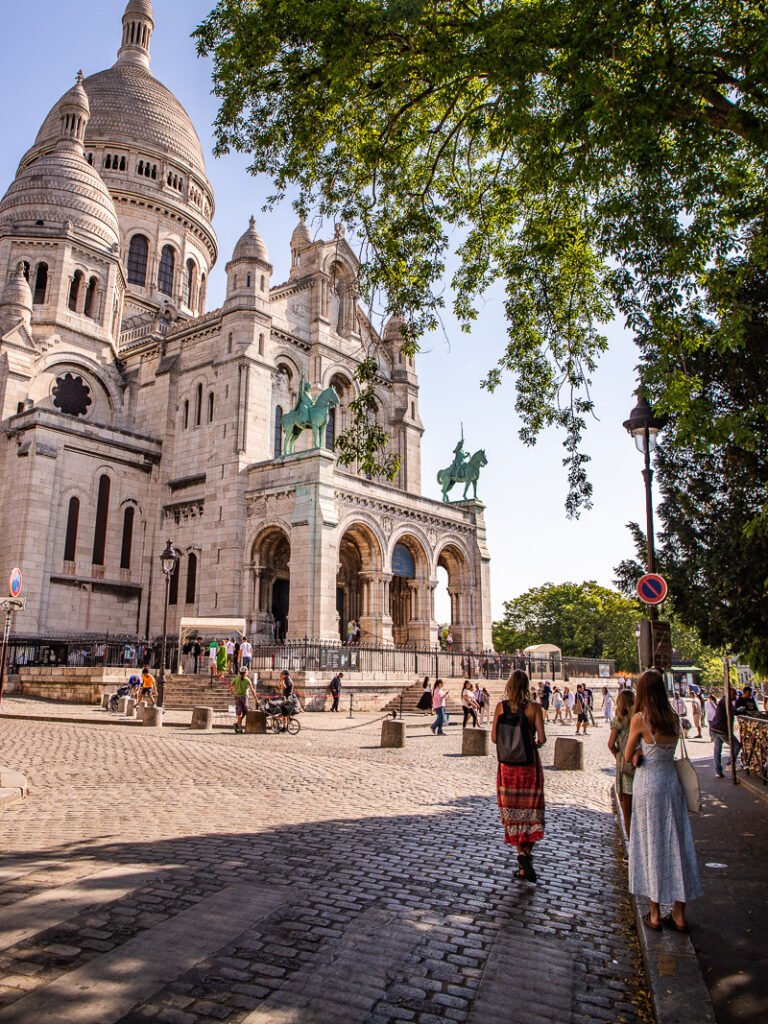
(158, 539), (179, 708)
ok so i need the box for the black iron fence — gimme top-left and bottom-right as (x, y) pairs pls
(3, 635), (615, 681)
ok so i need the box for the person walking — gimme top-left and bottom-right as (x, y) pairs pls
(540, 679), (552, 722)
(710, 687), (742, 778)
(225, 637), (235, 673)
(704, 693), (718, 738)
(492, 669), (546, 882)
(329, 672), (343, 712)
(624, 669), (702, 932)
(346, 619), (355, 645)
(416, 677), (432, 715)
(461, 680), (479, 728)
(430, 680), (448, 735)
(480, 687), (492, 726)
(608, 688), (635, 836)
(552, 687), (564, 724)
(691, 692), (703, 738)
(563, 686), (574, 724)
(230, 668), (258, 734)
(208, 639), (218, 679)
(574, 684), (589, 736)
(192, 639), (202, 675)
(672, 694), (690, 738)
(601, 686), (614, 725)
(216, 640), (228, 677)
(240, 636), (253, 671)
(137, 666), (156, 708)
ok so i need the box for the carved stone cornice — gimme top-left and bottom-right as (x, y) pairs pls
(334, 489), (474, 538)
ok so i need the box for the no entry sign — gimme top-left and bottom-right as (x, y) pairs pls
(8, 568), (22, 599)
(637, 573), (667, 605)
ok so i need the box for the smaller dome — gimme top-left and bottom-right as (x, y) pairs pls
(291, 220), (312, 250)
(59, 71), (90, 121)
(231, 216), (269, 263)
(124, 0), (154, 17)
(382, 315), (406, 344)
(2, 261), (32, 312)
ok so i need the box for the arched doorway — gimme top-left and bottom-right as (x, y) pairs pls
(436, 543), (473, 650)
(337, 523), (383, 643)
(389, 535), (431, 646)
(250, 527), (291, 641)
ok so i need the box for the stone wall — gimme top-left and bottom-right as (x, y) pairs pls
(17, 665), (134, 704)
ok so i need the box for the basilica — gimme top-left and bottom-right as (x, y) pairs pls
(0, 0), (492, 649)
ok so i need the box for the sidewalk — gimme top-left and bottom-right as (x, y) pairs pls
(686, 754), (768, 1024)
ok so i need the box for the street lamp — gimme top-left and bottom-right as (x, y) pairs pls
(623, 395), (666, 587)
(158, 539), (179, 708)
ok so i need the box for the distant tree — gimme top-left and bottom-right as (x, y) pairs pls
(493, 581), (641, 671)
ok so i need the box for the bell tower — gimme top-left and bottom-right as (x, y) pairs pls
(117, 0), (154, 69)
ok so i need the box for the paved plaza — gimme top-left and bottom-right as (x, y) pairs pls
(0, 707), (653, 1023)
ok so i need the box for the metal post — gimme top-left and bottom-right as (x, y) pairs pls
(348, 692), (353, 719)
(399, 691), (404, 720)
(641, 427), (658, 624)
(0, 611), (12, 711)
(158, 571), (170, 708)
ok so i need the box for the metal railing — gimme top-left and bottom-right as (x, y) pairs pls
(738, 714), (768, 785)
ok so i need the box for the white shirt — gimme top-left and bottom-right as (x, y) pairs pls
(240, 641), (252, 658)
(226, 641), (235, 655)
(705, 700), (718, 724)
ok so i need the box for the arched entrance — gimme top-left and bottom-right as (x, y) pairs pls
(337, 523), (384, 643)
(436, 543), (473, 650)
(250, 527), (290, 641)
(389, 535), (432, 646)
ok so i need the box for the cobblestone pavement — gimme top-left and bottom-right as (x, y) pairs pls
(0, 709), (653, 1023)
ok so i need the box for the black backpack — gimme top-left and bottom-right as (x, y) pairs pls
(496, 701), (535, 765)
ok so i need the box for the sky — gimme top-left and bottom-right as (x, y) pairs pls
(0, 1), (652, 622)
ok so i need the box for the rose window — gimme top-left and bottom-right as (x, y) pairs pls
(52, 373), (92, 417)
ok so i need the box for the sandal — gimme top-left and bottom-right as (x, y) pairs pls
(517, 853), (537, 883)
(661, 914), (689, 934)
(642, 911), (662, 931)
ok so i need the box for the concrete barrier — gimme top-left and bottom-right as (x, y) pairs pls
(142, 706), (163, 728)
(125, 698), (137, 719)
(381, 719), (406, 748)
(462, 727), (490, 756)
(554, 736), (583, 770)
(245, 710), (268, 734)
(191, 706), (214, 731)
(117, 696), (130, 714)
(100, 693), (112, 709)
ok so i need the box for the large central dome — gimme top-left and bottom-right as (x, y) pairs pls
(28, 62), (207, 182)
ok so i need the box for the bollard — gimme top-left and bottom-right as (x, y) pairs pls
(117, 696), (130, 714)
(136, 701), (149, 722)
(245, 710), (268, 734)
(141, 706), (164, 728)
(190, 706), (214, 731)
(348, 692), (353, 719)
(461, 727), (490, 756)
(381, 719), (406, 748)
(125, 698), (137, 719)
(553, 736), (584, 770)
(100, 693), (112, 709)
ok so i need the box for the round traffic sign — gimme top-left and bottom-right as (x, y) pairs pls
(9, 568), (22, 598)
(637, 573), (667, 605)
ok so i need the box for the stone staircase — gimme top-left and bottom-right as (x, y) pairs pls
(381, 678), (463, 716)
(161, 673), (234, 711)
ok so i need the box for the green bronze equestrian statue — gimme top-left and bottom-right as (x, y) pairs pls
(437, 439), (488, 502)
(281, 373), (340, 454)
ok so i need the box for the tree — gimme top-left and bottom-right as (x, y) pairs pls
(492, 581), (641, 671)
(196, 1), (768, 508)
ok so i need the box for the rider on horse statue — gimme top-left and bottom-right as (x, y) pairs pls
(449, 438), (468, 480)
(295, 372), (315, 418)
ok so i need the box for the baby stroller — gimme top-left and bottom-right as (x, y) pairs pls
(108, 676), (140, 711)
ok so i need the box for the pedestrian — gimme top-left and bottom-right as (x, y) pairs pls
(552, 687), (564, 724)
(624, 669), (702, 932)
(416, 677), (432, 715)
(601, 686), (614, 725)
(208, 639), (217, 679)
(481, 687), (492, 726)
(430, 680), (448, 735)
(735, 685), (759, 716)
(446, 630), (453, 651)
(233, 637), (241, 673)
(608, 688), (635, 836)
(704, 693), (718, 738)
(225, 637), (235, 672)
(691, 693), (703, 737)
(230, 668), (258, 734)
(216, 640), (227, 677)
(574, 684), (589, 736)
(240, 636), (253, 671)
(461, 680), (479, 728)
(278, 669), (296, 730)
(492, 669), (546, 882)
(353, 620), (361, 644)
(710, 687), (742, 778)
(564, 686), (574, 724)
(137, 666), (156, 707)
(192, 638), (202, 675)
(329, 672), (343, 711)
(540, 679), (552, 722)
(584, 684), (596, 726)
(346, 619), (355, 645)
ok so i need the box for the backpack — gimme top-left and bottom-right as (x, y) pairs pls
(496, 700), (535, 765)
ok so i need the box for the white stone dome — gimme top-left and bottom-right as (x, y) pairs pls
(382, 315), (406, 344)
(2, 261), (33, 310)
(291, 220), (312, 249)
(231, 217), (269, 263)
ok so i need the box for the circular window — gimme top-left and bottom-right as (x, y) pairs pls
(52, 373), (92, 417)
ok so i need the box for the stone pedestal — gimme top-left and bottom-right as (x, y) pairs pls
(117, 696), (130, 714)
(100, 693), (112, 709)
(191, 706), (214, 731)
(125, 699), (137, 719)
(554, 737), (583, 770)
(142, 706), (163, 728)
(245, 710), (267, 734)
(461, 727), (490, 756)
(381, 718), (406, 748)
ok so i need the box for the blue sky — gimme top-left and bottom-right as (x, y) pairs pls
(1, 1), (650, 621)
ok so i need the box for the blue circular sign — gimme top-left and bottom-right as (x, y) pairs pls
(637, 573), (667, 605)
(9, 568), (22, 598)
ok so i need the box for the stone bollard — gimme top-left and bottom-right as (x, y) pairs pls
(191, 706), (214, 731)
(117, 696), (131, 714)
(125, 699), (137, 719)
(381, 719), (406, 748)
(142, 706), (164, 728)
(245, 710), (268, 734)
(135, 702), (146, 722)
(100, 693), (112, 709)
(554, 736), (583, 770)
(462, 727), (490, 756)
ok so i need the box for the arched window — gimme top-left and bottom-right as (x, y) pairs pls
(168, 558), (179, 605)
(68, 270), (83, 312)
(21, 261), (30, 281)
(274, 406), (283, 458)
(185, 553), (197, 605)
(33, 263), (48, 305)
(258, 333), (264, 356)
(207, 392), (214, 423)
(158, 245), (175, 295)
(198, 273), (206, 314)
(105, 154), (112, 169)
(185, 258), (197, 307)
(64, 497), (79, 562)
(92, 475), (110, 566)
(119, 156), (126, 171)
(127, 235), (149, 286)
(138, 160), (144, 175)
(83, 276), (99, 319)
(183, 400), (189, 429)
(325, 406), (336, 450)
(246, 273), (251, 288)
(195, 383), (202, 426)
(120, 506), (135, 570)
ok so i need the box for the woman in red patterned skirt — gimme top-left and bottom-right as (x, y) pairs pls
(492, 669), (546, 882)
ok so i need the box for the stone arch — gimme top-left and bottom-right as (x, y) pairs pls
(326, 259), (356, 337)
(249, 523), (291, 641)
(33, 351), (122, 418)
(433, 539), (474, 649)
(323, 369), (355, 449)
(387, 529), (433, 646)
(337, 518), (385, 643)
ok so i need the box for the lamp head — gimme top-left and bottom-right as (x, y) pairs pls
(623, 395), (666, 453)
(161, 539), (178, 577)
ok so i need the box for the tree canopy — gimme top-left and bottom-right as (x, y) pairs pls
(196, 1), (768, 509)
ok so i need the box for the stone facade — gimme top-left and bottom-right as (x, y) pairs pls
(0, 1), (492, 649)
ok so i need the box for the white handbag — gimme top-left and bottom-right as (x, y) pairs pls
(674, 732), (702, 813)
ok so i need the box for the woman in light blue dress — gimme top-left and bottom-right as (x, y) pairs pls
(625, 670), (702, 933)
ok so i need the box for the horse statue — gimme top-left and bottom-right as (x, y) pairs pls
(437, 448), (488, 502)
(281, 385), (340, 455)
